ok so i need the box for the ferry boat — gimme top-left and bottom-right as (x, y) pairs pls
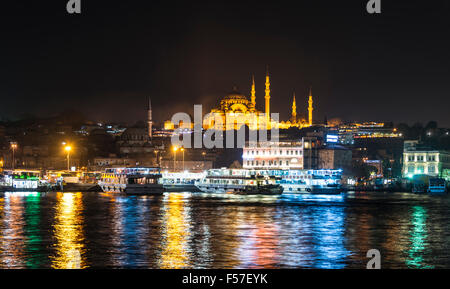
(161, 171), (205, 192)
(195, 168), (283, 195)
(45, 170), (102, 192)
(98, 167), (164, 195)
(260, 169), (343, 194)
(428, 178), (447, 194)
(0, 170), (49, 192)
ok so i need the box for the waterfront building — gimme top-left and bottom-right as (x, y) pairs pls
(243, 140), (304, 169)
(242, 136), (322, 170)
(402, 143), (450, 180)
(147, 97), (153, 138)
(317, 144), (352, 171)
(336, 122), (401, 145)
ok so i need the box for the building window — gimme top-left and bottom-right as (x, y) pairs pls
(408, 166), (414, 173)
(428, 166), (436, 173)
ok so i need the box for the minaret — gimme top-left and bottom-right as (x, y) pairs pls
(264, 66), (271, 127)
(147, 97), (153, 138)
(308, 87), (313, 126)
(250, 74), (256, 111)
(291, 91), (297, 124)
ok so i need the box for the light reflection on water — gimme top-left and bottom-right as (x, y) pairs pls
(0, 191), (449, 268)
(51, 192), (86, 269)
(159, 193), (192, 268)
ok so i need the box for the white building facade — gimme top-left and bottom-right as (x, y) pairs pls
(403, 150), (450, 180)
(242, 140), (304, 169)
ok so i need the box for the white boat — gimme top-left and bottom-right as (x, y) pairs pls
(428, 178), (447, 194)
(259, 169), (343, 194)
(161, 171), (205, 192)
(98, 167), (164, 195)
(195, 168), (283, 195)
(0, 170), (49, 192)
(46, 170), (102, 192)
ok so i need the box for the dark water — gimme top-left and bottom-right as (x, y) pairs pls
(0, 191), (449, 269)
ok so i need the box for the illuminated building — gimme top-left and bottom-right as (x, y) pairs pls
(308, 87), (313, 126)
(317, 144), (352, 171)
(243, 140), (304, 169)
(402, 143), (450, 180)
(264, 67), (271, 126)
(147, 97), (153, 138)
(291, 91), (297, 123)
(277, 91), (308, 129)
(167, 69), (314, 131)
(243, 137), (322, 169)
(337, 122), (401, 145)
(203, 84), (269, 130)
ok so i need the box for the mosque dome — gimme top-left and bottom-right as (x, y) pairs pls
(222, 86), (248, 102)
(219, 86), (251, 113)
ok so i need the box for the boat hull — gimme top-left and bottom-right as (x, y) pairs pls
(163, 184), (201, 192)
(0, 186), (49, 193)
(62, 183), (101, 192)
(125, 184), (164, 195)
(196, 184), (283, 195)
(99, 183), (164, 195)
(280, 184), (343, 195)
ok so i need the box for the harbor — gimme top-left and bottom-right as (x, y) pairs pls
(1, 167), (447, 195)
(0, 189), (448, 269)
(0, 165), (448, 268)
(1, 0), (450, 274)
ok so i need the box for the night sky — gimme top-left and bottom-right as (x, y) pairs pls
(1, 0), (449, 126)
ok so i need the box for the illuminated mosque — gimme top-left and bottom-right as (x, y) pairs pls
(203, 68), (314, 130)
(164, 68), (314, 131)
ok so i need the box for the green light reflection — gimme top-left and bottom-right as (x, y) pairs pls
(406, 206), (434, 269)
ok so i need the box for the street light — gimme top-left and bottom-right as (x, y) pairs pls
(180, 147), (185, 171)
(64, 145), (72, 171)
(154, 150), (160, 167)
(172, 146), (178, 171)
(10, 142), (17, 170)
(202, 151), (206, 169)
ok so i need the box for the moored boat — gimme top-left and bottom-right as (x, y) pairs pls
(98, 167), (164, 195)
(161, 171), (205, 192)
(0, 170), (49, 192)
(259, 169), (344, 194)
(195, 168), (283, 195)
(428, 178), (447, 195)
